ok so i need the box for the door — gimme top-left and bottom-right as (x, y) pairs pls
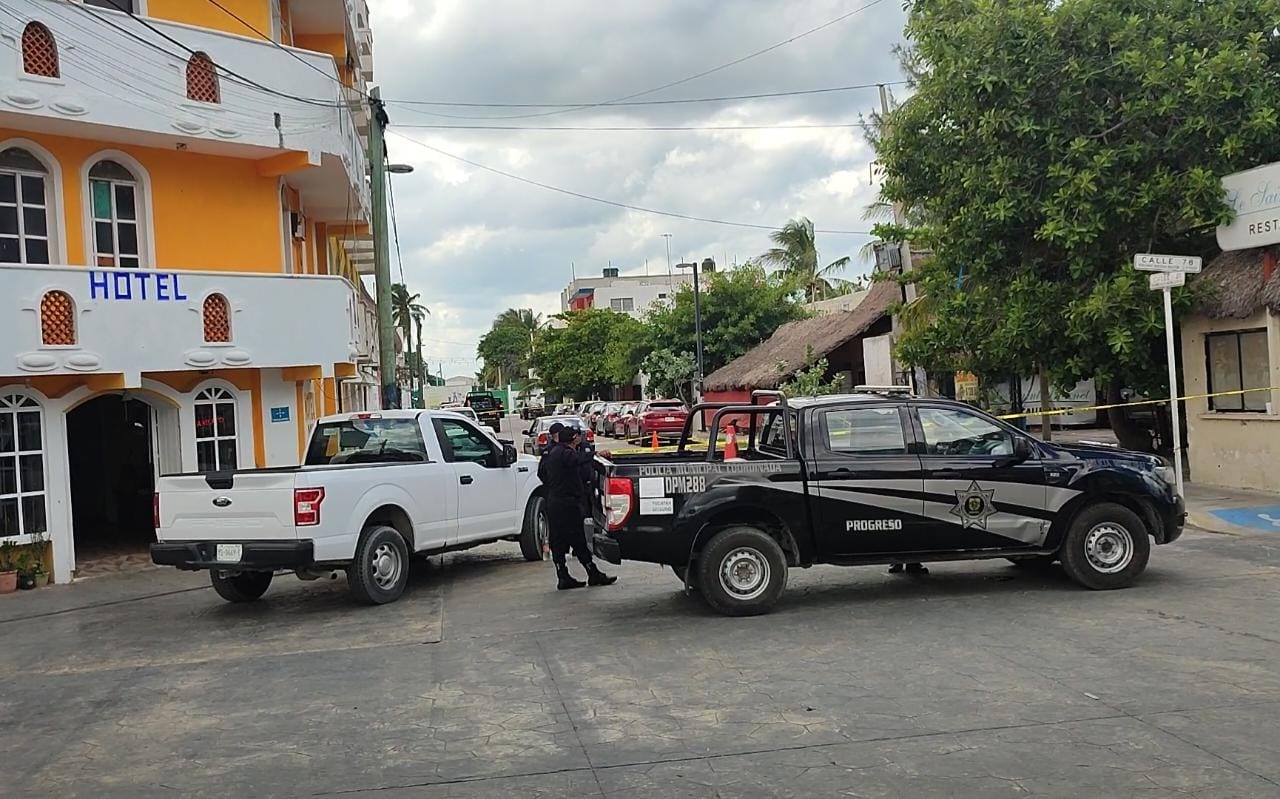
(432, 417), (518, 544)
(912, 405), (1049, 550)
(811, 405), (927, 555)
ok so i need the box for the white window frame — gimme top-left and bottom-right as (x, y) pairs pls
(193, 387), (239, 472)
(81, 151), (154, 271)
(0, 393), (47, 540)
(610, 297), (635, 312)
(0, 153), (51, 265)
(90, 173), (141, 268)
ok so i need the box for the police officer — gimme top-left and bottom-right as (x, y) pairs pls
(543, 426), (616, 590)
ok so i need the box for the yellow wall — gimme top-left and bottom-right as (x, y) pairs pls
(0, 127), (284, 273)
(149, 0), (272, 39)
(294, 33), (349, 84)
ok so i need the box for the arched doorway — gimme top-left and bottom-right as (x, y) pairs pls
(66, 394), (160, 571)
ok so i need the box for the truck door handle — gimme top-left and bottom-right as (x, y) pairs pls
(459, 475), (474, 485)
(517, 466), (529, 473)
(929, 470), (962, 479)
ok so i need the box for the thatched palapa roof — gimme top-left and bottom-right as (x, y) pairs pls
(703, 279), (899, 391)
(1194, 246), (1280, 319)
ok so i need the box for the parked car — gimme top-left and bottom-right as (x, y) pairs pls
(596, 403), (623, 436)
(591, 390), (1184, 616)
(465, 391), (505, 431)
(626, 399), (689, 442)
(583, 401), (606, 431)
(610, 403), (636, 438)
(440, 405), (480, 424)
(522, 415), (595, 457)
(151, 410), (549, 606)
(554, 403), (577, 416)
(519, 403), (546, 421)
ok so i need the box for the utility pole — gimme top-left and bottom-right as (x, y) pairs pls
(879, 83), (923, 395)
(369, 86), (398, 409)
(661, 234), (673, 288)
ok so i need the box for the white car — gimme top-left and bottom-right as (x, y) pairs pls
(151, 410), (548, 605)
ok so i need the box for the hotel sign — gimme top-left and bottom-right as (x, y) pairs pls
(89, 269), (190, 301)
(1219, 161), (1280, 251)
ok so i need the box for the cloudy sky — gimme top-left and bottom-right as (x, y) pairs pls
(365, 0), (909, 377)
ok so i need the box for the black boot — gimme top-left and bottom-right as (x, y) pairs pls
(556, 564), (585, 590)
(888, 563), (905, 574)
(585, 563), (617, 586)
(905, 562), (929, 575)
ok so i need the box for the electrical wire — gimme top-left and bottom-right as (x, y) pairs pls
(386, 156), (406, 284)
(396, 121), (863, 132)
(390, 81), (906, 110)
(388, 131), (872, 236)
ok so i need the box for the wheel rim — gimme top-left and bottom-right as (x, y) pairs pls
(371, 541), (403, 589)
(1084, 522), (1134, 574)
(536, 504), (551, 559)
(719, 547), (770, 601)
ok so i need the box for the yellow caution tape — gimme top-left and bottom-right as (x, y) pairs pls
(994, 386), (1278, 421)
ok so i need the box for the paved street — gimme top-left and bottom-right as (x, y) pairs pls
(4, 521), (1280, 798)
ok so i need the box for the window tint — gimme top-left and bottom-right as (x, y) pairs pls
(1207, 330), (1268, 412)
(759, 410), (797, 455)
(918, 407), (1013, 456)
(306, 418), (427, 465)
(435, 419), (496, 465)
(824, 407), (906, 455)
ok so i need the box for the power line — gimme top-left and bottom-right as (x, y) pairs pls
(386, 157), (407, 284)
(389, 81), (906, 110)
(412, 0), (890, 120)
(388, 131), (873, 236)
(202, 0), (357, 90)
(397, 121), (862, 132)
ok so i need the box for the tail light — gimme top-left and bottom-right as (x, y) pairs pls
(294, 487), (325, 526)
(153, 492), (160, 529)
(586, 429), (595, 441)
(537, 432), (548, 445)
(605, 477), (633, 531)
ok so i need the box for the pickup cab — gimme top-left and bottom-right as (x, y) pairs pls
(590, 390), (1185, 616)
(151, 410), (549, 605)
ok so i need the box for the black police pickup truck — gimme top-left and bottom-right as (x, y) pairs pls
(590, 389), (1184, 616)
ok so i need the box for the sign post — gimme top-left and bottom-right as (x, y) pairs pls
(1136, 254), (1200, 497)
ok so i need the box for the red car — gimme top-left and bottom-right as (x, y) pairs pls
(612, 402), (639, 439)
(626, 399), (689, 441)
(595, 402), (624, 436)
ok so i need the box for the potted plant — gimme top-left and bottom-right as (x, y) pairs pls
(28, 531), (50, 587)
(0, 540), (17, 594)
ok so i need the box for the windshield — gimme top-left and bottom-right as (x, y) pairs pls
(305, 418), (428, 465)
(467, 395), (498, 410)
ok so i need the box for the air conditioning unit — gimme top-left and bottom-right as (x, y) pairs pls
(873, 241), (902, 270)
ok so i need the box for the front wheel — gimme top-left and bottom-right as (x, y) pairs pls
(210, 570), (272, 603)
(1059, 503), (1150, 590)
(348, 525), (410, 605)
(520, 494), (550, 562)
(696, 526), (788, 616)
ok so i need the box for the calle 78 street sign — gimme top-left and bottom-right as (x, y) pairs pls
(1133, 253), (1202, 273)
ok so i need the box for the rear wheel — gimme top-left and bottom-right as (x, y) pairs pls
(348, 525), (410, 605)
(520, 494), (550, 562)
(1059, 503), (1150, 590)
(696, 526), (787, 616)
(210, 570), (272, 603)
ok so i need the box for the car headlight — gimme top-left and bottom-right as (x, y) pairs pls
(1154, 465), (1176, 486)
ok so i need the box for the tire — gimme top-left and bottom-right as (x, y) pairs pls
(347, 525), (410, 605)
(210, 570), (272, 603)
(520, 494), (550, 562)
(1007, 554), (1056, 570)
(1059, 503), (1151, 590)
(696, 526), (788, 616)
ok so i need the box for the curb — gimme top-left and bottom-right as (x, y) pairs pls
(1186, 509), (1251, 537)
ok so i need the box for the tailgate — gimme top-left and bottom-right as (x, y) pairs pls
(156, 471), (299, 541)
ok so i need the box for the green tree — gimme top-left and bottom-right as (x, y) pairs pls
(779, 349), (844, 398)
(477, 308), (542, 388)
(874, 0), (1280, 448)
(645, 264), (807, 377)
(759, 217), (852, 302)
(642, 348), (697, 403)
(532, 310), (646, 399)
(391, 284), (428, 398)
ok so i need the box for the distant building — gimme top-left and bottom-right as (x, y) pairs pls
(561, 266), (693, 319)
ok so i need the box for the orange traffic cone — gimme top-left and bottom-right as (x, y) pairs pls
(724, 423), (738, 459)
(651, 430), (660, 451)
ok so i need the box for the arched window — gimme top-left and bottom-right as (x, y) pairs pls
(185, 52), (220, 104)
(89, 159), (142, 268)
(0, 394), (46, 537)
(40, 290), (75, 346)
(202, 293), (231, 343)
(21, 23), (58, 79)
(0, 147), (52, 264)
(194, 387), (237, 472)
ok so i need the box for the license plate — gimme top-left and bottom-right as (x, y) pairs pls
(665, 416), (675, 421)
(215, 543), (242, 562)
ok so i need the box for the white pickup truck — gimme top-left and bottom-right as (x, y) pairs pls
(150, 410), (549, 605)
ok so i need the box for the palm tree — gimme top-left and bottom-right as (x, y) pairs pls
(759, 217), (851, 302)
(390, 283), (429, 401)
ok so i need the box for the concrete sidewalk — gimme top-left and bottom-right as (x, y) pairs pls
(1186, 482), (1280, 536)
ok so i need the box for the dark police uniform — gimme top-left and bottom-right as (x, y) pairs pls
(542, 428), (615, 589)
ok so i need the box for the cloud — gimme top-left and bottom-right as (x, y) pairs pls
(367, 0), (906, 375)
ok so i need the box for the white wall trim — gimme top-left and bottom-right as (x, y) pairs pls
(0, 136), (69, 265)
(78, 148), (159, 270)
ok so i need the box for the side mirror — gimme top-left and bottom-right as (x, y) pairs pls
(503, 443), (518, 466)
(522, 429), (532, 436)
(1012, 437), (1035, 462)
